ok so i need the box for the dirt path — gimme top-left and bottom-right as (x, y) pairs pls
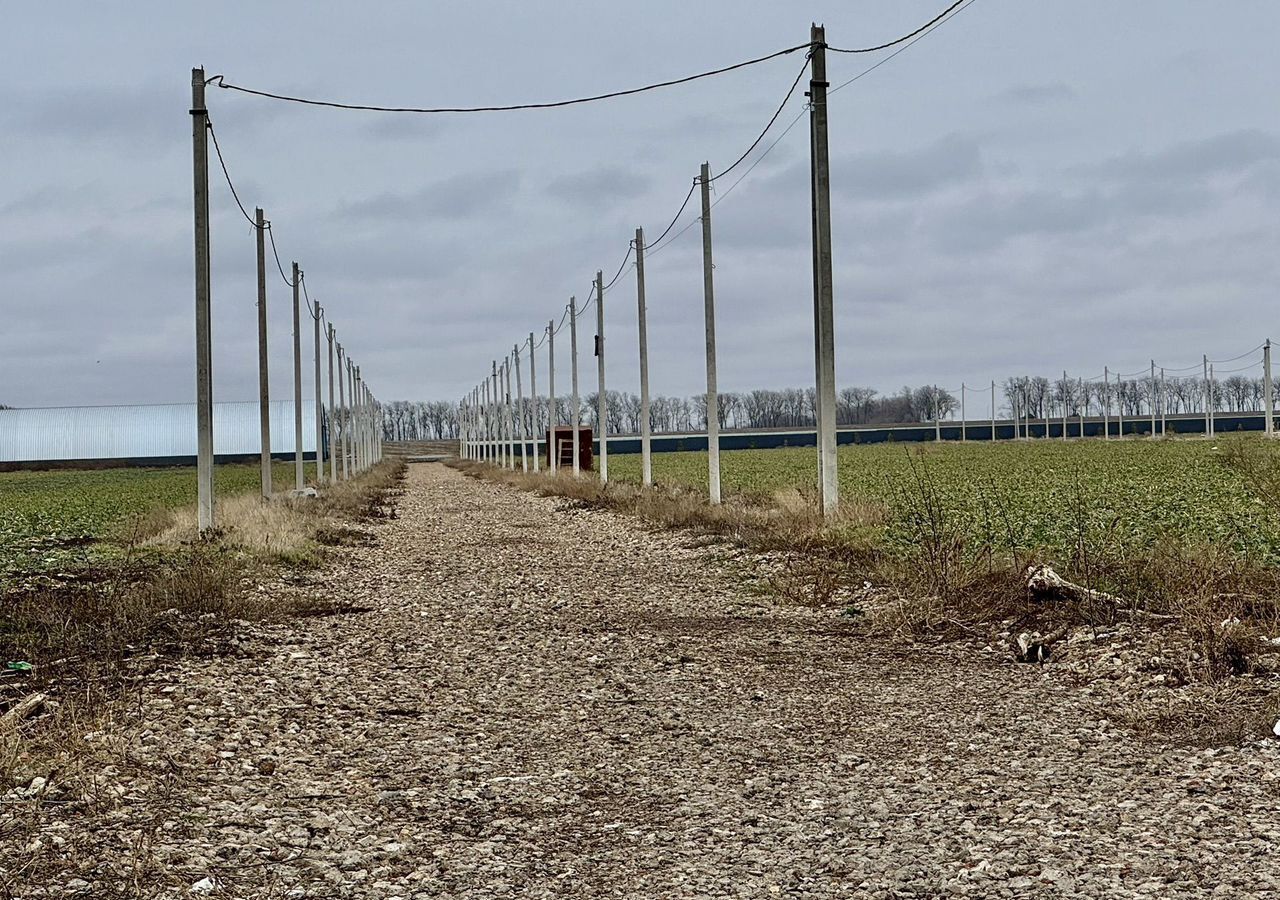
(13, 462), (1280, 898)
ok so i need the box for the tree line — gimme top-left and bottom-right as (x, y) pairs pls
(379, 374), (1270, 441)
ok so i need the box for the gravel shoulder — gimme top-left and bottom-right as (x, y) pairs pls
(6, 461), (1280, 898)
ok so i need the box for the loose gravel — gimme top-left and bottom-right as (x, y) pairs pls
(5, 462), (1280, 898)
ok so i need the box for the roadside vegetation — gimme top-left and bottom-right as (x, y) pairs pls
(455, 437), (1280, 744)
(0, 460), (405, 798)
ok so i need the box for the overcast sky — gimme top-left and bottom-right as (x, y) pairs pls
(3, 1), (1278, 412)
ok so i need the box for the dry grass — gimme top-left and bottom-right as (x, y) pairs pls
(454, 454), (1280, 743)
(452, 459), (886, 552)
(0, 459), (406, 795)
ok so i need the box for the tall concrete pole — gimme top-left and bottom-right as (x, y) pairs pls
(1204, 355), (1211, 437)
(810, 25), (839, 517)
(1116, 370), (1124, 439)
(191, 68), (215, 531)
(1209, 363), (1216, 438)
(1265, 339), (1274, 437)
(595, 270), (608, 485)
(352, 365), (361, 473)
(327, 325), (337, 481)
(990, 380), (996, 442)
(528, 333), (539, 472)
(1160, 368), (1167, 437)
(1103, 366), (1110, 440)
(337, 344), (348, 479)
(960, 383), (966, 442)
(1062, 371), (1069, 440)
(699, 163), (721, 505)
(292, 264), (304, 488)
(570, 296), (581, 476)
(491, 360), (501, 468)
(1150, 360), (1157, 437)
(635, 228), (653, 487)
(255, 208), (272, 499)
(934, 387), (941, 442)
(314, 304), (324, 483)
(505, 356), (517, 470)
(346, 356), (356, 472)
(548, 319), (557, 473)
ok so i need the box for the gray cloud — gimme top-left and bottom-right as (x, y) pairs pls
(546, 166), (650, 208)
(335, 169), (521, 222)
(1087, 129), (1280, 183)
(993, 83), (1077, 106)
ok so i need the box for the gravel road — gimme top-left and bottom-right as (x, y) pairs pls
(10, 462), (1280, 898)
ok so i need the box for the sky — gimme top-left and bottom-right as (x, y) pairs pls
(2, 0), (1278, 415)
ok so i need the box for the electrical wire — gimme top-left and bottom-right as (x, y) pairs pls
(642, 180), (698, 251)
(646, 0), (977, 261)
(206, 42), (810, 115)
(1210, 344), (1264, 364)
(830, 0), (978, 95)
(826, 0), (969, 54)
(265, 225), (299, 288)
(707, 55), (810, 184)
(1214, 360), (1263, 375)
(301, 272), (317, 318)
(600, 245), (635, 294)
(207, 121), (259, 228)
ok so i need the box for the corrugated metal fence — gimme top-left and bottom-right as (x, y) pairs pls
(0, 401), (317, 464)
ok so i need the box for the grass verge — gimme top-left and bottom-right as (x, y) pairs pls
(452, 449), (1280, 744)
(0, 459), (405, 808)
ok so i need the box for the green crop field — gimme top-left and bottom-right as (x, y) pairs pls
(606, 439), (1280, 563)
(0, 462), (306, 577)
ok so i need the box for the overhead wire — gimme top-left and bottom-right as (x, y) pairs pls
(707, 55), (810, 184)
(600, 245), (635, 294)
(301, 272), (317, 317)
(830, 0), (978, 95)
(205, 42), (811, 115)
(1209, 343), (1264, 364)
(207, 120), (259, 228)
(265, 225), (299, 288)
(826, 0), (969, 54)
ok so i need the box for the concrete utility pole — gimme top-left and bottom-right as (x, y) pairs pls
(700, 163), (721, 505)
(1160, 368), (1167, 437)
(1265, 339), (1274, 437)
(1150, 360), (1157, 437)
(1103, 366), (1110, 440)
(1062, 371), (1068, 441)
(479, 375), (487, 464)
(1209, 363), (1216, 438)
(1116, 370), (1124, 439)
(548, 319), (557, 474)
(595, 270), (608, 484)
(346, 356), (355, 472)
(491, 360), (501, 468)
(635, 227), (653, 487)
(292, 264), (304, 489)
(191, 68), (215, 531)
(634, 229), (655, 489)
(809, 24), (839, 517)
(314, 303), (324, 483)
(960, 383), (966, 442)
(1203, 355), (1211, 437)
(990, 380), (996, 442)
(254, 208), (271, 499)
(337, 344), (348, 479)
(934, 387), (941, 443)
(505, 355), (517, 470)
(353, 365), (362, 473)
(570, 296), (581, 476)
(327, 325), (337, 482)
(528, 332), (539, 472)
